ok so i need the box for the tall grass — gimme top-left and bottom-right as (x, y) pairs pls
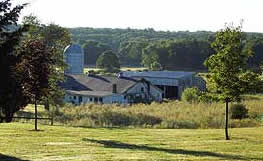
(53, 98), (263, 129)
(16, 95), (263, 129)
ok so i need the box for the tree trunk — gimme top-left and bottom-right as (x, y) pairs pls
(5, 112), (13, 123)
(34, 98), (38, 131)
(225, 99), (230, 140)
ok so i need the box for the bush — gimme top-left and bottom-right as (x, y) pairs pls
(181, 87), (201, 103)
(199, 92), (220, 103)
(230, 104), (248, 119)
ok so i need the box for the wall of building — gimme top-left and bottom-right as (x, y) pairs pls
(132, 75), (205, 100)
(64, 93), (128, 105)
(125, 82), (163, 102)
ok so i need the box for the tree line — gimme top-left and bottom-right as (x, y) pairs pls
(71, 27), (263, 71)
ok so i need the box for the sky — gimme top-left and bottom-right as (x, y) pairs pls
(14, 0), (263, 32)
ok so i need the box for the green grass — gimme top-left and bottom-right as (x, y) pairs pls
(0, 123), (263, 161)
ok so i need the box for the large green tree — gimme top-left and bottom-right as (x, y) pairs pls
(16, 38), (57, 130)
(0, 0), (29, 122)
(83, 40), (111, 65)
(22, 15), (70, 109)
(119, 40), (149, 65)
(204, 24), (262, 140)
(96, 50), (120, 72)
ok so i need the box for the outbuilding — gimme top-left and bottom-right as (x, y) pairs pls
(121, 71), (206, 99)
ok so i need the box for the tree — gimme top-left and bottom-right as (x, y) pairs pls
(22, 15), (71, 51)
(22, 15), (70, 110)
(119, 40), (149, 65)
(83, 40), (111, 65)
(204, 24), (262, 140)
(0, 0), (29, 122)
(96, 50), (120, 72)
(141, 40), (176, 70)
(16, 38), (57, 130)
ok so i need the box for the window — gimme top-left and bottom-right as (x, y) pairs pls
(89, 98), (93, 102)
(141, 87), (144, 92)
(99, 97), (103, 103)
(79, 96), (82, 104)
(73, 96), (76, 100)
(94, 97), (98, 103)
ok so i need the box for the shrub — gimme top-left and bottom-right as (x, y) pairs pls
(181, 87), (201, 103)
(230, 104), (248, 119)
(230, 119), (260, 128)
(199, 92), (220, 103)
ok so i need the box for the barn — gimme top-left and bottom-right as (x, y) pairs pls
(121, 71), (206, 99)
(61, 44), (205, 104)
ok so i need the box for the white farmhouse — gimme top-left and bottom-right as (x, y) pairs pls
(60, 74), (163, 105)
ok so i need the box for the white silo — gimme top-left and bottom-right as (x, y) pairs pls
(64, 44), (84, 74)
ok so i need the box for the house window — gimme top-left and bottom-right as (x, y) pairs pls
(141, 87), (144, 92)
(99, 97), (103, 103)
(79, 96), (82, 104)
(89, 98), (93, 102)
(73, 96), (76, 100)
(94, 97), (98, 103)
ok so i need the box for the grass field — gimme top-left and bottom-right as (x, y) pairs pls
(0, 123), (263, 161)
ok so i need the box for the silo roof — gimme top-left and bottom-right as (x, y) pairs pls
(64, 44), (83, 54)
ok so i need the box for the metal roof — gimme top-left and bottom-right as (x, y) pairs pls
(121, 71), (196, 79)
(64, 44), (83, 54)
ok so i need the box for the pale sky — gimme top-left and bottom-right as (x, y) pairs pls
(14, 0), (263, 32)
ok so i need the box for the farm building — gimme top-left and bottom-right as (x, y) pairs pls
(64, 44), (84, 74)
(60, 74), (163, 105)
(61, 44), (205, 104)
(120, 71), (206, 99)
(62, 44), (162, 105)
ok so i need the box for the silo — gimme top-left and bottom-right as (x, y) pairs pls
(64, 44), (84, 74)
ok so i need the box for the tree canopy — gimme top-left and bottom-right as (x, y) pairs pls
(15, 38), (57, 130)
(96, 50), (120, 72)
(70, 27), (263, 70)
(0, 0), (29, 122)
(204, 24), (262, 140)
(83, 40), (111, 65)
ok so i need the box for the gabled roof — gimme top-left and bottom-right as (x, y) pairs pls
(60, 74), (140, 95)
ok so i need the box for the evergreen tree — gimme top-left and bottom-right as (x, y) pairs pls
(0, 0), (29, 122)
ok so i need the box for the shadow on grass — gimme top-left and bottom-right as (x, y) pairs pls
(0, 154), (30, 161)
(83, 139), (251, 160)
(27, 129), (45, 132)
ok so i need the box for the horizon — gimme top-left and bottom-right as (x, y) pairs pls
(15, 0), (263, 33)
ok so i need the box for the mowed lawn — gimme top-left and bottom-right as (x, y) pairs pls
(0, 123), (262, 161)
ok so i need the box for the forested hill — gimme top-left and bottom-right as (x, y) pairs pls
(70, 27), (263, 70)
